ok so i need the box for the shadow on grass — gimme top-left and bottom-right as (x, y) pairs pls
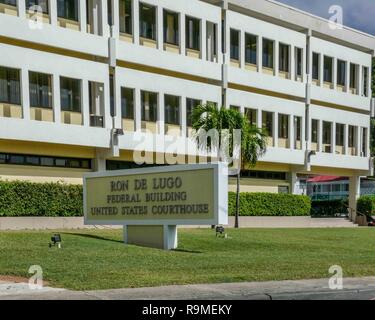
(172, 248), (203, 254)
(61, 232), (123, 244)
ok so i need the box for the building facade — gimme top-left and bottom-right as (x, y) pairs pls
(0, 0), (374, 220)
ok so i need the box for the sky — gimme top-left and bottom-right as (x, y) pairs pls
(275, 0), (375, 35)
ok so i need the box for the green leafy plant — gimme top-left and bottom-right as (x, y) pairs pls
(228, 192), (311, 216)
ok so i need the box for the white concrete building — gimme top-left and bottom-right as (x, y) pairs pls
(0, 0), (374, 220)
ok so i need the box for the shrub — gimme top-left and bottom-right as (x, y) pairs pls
(228, 192), (311, 216)
(0, 180), (83, 217)
(311, 199), (348, 217)
(357, 195), (375, 216)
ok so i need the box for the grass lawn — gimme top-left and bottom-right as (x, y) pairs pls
(0, 228), (375, 290)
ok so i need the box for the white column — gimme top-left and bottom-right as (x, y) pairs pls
(181, 96), (187, 137)
(20, 68), (30, 120)
(82, 79), (90, 127)
(344, 124), (349, 155)
(257, 36), (262, 73)
(240, 31), (245, 69)
(201, 19), (207, 61)
(331, 122), (336, 154)
(356, 126), (361, 156)
(134, 88), (141, 132)
(114, 73), (122, 129)
(49, 0), (57, 26)
(111, 0), (119, 38)
(289, 115), (294, 150)
(345, 61), (350, 93)
(133, 0), (140, 45)
(103, 79), (112, 128)
(318, 120), (323, 152)
(357, 65), (362, 96)
(332, 57), (337, 90)
(216, 22), (222, 64)
(17, 0), (26, 19)
(273, 112), (278, 148)
(302, 46), (308, 83)
(52, 73), (61, 123)
(302, 116), (306, 151)
(257, 109), (262, 129)
(179, 13), (185, 56)
(157, 5), (164, 50)
(348, 176), (360, 222)
(274, 40), (279, 77)
(367, 66), (372, 98)
(79, 0), (87, 33)
(289, 172), (298, 195)
(101, 0), (109, 37)
(290, 45), (295, 81)
(158, 93), (165, 135)
(319, 54), (324, 86)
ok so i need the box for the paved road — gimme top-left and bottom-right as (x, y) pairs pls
(1, 277), (375, 300)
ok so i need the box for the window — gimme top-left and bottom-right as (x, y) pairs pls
(296, 47), (302, 77)
(26, 0), (48, 14)
(262, 111), (273, 137)
(0, 66), (21, 105)
(279, 43), (289, 73)
(336, 123), (344, 146)
(164, 10), (179, 46)
(139, 2), (156, 40)
(311, 119), (318, 143)
(121, 88), (134, 119)
(241, 170), (287, 181)
(186, 16), (200, 51)
(312, 52), (319, 80)
(60, 77), (81, 112)
(230, 29), (240, 61)
(141, 91), (157, 122)
(323, 121), (332, 149)
(119, 0), (132, 35)
(186, 98), (201, 127)
(230, 105), (240, 112)
(350, 63), (357, 89)
(323, 56), (333, 83)
(245, 33), (257, 65)
(337, 60), (346, 86)
(362, 128), (368, 156)
(348, 125), (355, 148)
(164, 95), (180, 125)
(262, 39), (274, 69)
(278, 114), (289, 139)
(0, 0), (16, 6)
(278, 186), (289, 194)
(0, 152), (91, 169)
(29, 72), (52, 109)
(245, 108), (257, 127)
(57, 0), (78, 21)
(206, 21), (217, 62)
(363, 67), (369, 97)
(295, 116), (301, 141)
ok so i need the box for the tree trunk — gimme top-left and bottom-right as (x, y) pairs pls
(235, 172), (240, 228)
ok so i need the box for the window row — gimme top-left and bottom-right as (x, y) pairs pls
(0, 152), (91, 169)
(310, 119), (368, 157)
(230, 29), (304, 81)
(119, 0), (218, 61)
(0, 65), (105, 127)
(311, 53), (370, 97)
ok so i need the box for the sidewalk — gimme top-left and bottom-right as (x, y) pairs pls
(2, 277), (375, 300)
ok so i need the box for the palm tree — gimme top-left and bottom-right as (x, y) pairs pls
(191, 103), (267, 228)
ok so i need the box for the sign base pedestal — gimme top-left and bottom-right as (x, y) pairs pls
(124, 225), (178, 250)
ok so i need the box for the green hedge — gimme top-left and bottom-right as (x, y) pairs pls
(357, 195), (375, 216)
(311, 200), (348, 217)
(0, 180), (83, 217)
(0, 181), (311, 217)
(228, 192), (311, 216)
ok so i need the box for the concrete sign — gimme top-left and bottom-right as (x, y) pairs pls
(83, 163), (228, 249)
